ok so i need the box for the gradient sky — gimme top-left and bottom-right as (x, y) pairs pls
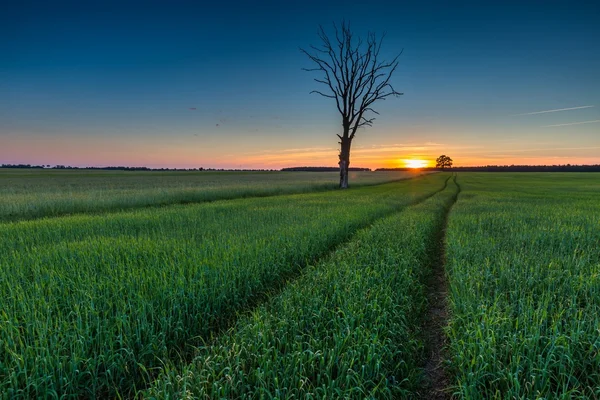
(2, 0), (599, 169)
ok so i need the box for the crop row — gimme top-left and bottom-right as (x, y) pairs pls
(445, 173), (600, 398)
(0, 170), (423, 222)
(144, 176), (460, 398)
(0, 173), (447, 398)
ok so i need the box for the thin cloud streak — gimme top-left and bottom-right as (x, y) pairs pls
(454, 146), (600, 155)
(513, 105), (594, 116)
(542, 120), (600, 128)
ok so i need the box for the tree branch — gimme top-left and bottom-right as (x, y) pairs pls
(301, 23), (402, 141)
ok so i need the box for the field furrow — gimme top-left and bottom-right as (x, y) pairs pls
(144, 175), (460, 399)
(0, 173), (447, 398)
(420, 174), (460, 399)
(445, 173), (600, 399)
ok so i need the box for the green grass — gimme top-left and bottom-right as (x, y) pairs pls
(4, 170), (596, 399)
(445, 173), (600, 399)
(144, 176), (460, 399)
(0, 173), (448, 398)
(0, 169), (425, 222)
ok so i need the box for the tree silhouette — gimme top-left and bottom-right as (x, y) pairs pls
(436, 155), (453, 169)
(301, 22), (402, 188)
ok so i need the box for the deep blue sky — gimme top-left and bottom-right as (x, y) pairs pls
(2, 0), (599, 168)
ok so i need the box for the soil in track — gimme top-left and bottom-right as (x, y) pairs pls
(420, 174), (460, 400)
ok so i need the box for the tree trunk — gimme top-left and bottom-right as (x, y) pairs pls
(339, 137), (351, 189)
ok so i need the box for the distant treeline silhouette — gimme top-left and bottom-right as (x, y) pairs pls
(1, 164), (45, 169)
(377, 165), (600, 172)
(3, 164), (599, 172)
(0, 164), (276, 172)
(281, 166), (371, 172)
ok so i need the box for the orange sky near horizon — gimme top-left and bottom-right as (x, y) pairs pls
(3, 130), (599, 170)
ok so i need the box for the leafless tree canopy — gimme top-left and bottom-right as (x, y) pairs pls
(301, 22), (403, 141)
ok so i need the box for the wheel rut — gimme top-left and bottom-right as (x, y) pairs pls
(126, 176), (453, 399)
(420, 174), (460, 400)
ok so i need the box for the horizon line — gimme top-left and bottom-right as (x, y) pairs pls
(3, 163), (600, 171)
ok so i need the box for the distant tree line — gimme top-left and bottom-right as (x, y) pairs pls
(4, 164), (599, 172)
(1, 164), (46, 169)
(377, 165), (600, 172)
(281, 166), (371, 172)
(0, 164), (277, 172)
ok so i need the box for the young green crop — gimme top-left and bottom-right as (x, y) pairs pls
(144, 176), (460, 399)
(0, 173), (447, 398)
(445, 173), (600, 399)
(0, 169), (425, 222)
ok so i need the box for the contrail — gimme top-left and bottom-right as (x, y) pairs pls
(513, 105), (594, 116)
(542, 120), (600, 128)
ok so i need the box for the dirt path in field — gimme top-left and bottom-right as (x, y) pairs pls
(420, 174), (460, 400)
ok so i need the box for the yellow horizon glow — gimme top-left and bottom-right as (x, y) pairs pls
(402, 159), (429, 169)
(3, 132), (599, 170)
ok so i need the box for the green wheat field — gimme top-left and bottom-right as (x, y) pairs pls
(1, 170), (598, 399)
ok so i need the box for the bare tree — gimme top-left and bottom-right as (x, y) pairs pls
(301, 22), (402, 188)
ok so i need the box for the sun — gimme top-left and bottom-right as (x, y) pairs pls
(403, 159), (429, 169)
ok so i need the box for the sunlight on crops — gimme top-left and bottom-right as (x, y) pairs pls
(446, 173), (600, 398)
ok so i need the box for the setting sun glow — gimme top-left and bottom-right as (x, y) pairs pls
(403, 159), (429, 169)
